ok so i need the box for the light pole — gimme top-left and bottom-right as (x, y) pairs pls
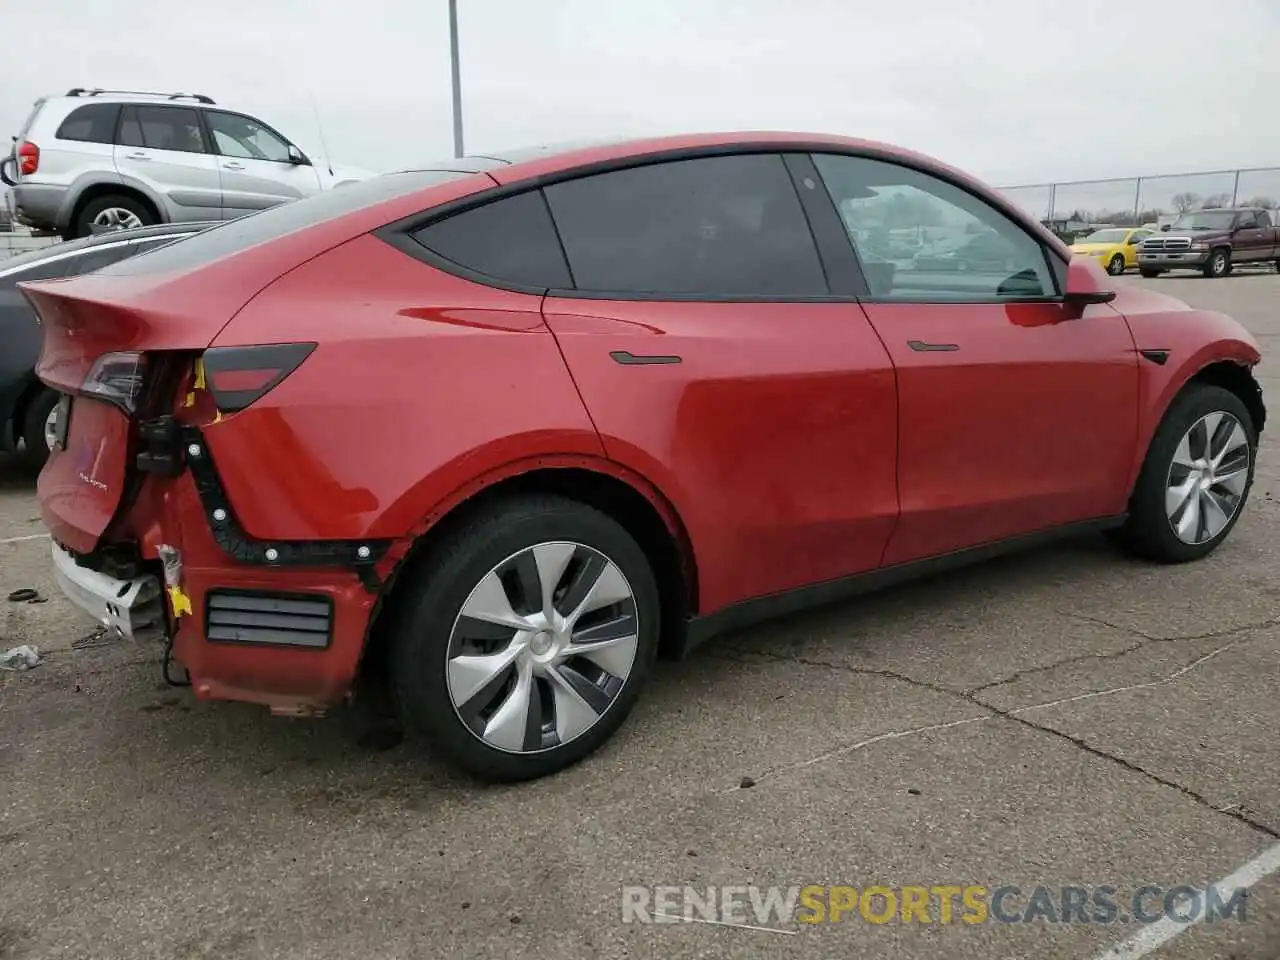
(449, 0), (464, 157)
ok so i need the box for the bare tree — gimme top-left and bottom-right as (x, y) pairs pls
(1245, 196), (1277, 210)
(1171, 192), (1201, 213)
(1200, 193), (1232, 209)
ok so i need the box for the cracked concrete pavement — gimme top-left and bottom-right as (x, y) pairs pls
(1, 273), (1279, 959)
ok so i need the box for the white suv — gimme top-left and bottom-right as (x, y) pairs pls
(2, 87), (370, 239)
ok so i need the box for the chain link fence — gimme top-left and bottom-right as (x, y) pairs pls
(998, 167), (1280, 239)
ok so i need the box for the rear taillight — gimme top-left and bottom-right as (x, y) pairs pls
(17, 141), (38, 176)
(82, 351), (146, 413)
(201, 343), (316, 412)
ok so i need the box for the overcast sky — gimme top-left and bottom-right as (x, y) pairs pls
(3, 0), (1278, 194)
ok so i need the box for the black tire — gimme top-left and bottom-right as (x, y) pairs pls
(1202, 247), (1230, 279)
(389, 494), (660, 782)
(1139, 268), (1162, 278)
(20, 389), (60, 469)
(71, 193), (155, 239)
(1106, 254), (1126, 276)
(1112, 384), (1257, 563)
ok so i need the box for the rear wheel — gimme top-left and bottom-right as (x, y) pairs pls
(1107, 254), (1126, 276)
(72, 194), (154, 239)
(1111, 384), (1256, 563)
(20, 389), (60, 470)
(1203, 248), (1230, 278)
(389, 494), (660, 782)
(1139, 268), (1163, 278)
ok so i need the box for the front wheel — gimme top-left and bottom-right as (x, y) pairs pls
(1107, 254), (1126, 276)
(1203, 248), (1231, 278)
(1112, 384), (1256, 563)
(389, 494), (660, 782)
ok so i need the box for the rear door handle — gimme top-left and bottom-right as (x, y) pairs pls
(907, 340), (959, 352)
(124, 152), (151, 161)
(222, 162), (245, 171)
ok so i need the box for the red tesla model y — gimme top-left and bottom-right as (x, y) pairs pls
(22, 132), (1264, 781)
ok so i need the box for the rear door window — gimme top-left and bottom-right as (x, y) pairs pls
(410, 191), (572, 289)
(118, 106), (208, 154)
(54, 103), (121, 144)
(542, 153), (827, 297)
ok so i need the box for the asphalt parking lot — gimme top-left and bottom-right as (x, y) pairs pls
(2, 271), (1279, 960)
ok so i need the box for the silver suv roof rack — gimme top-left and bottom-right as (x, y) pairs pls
(65, 87), (216, 105)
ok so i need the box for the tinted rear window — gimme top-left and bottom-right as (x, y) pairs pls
(98, 171), (474, 276)
(410, 191), (572, 289)
(55, 103), (121, 144)
(543, 153), (827, 297)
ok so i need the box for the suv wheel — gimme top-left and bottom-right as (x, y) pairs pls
(390, 494), (660, 782)
(72, 194), (154, 239)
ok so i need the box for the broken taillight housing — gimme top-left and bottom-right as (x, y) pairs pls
(200, 342), (316, 412)
(82, 351), (147, 413)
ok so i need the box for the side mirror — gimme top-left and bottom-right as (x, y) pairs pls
(287, 145), (311, 166)
(1063, 257), (1118, 307)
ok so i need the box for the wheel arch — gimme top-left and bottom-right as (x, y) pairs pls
(362, 459), (701, 675)
(67, 182), (161, 233)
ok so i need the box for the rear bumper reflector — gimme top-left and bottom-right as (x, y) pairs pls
(51, 542), (166, 642)
(205, 590), (334, 649)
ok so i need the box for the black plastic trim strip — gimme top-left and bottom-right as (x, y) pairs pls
(677, 515), (1127, 657)
(1139, 348), (1170, 365)
(908, 340), (960, 352)
(179, 426), (392, 572)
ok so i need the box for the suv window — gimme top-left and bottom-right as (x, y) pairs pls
(55, 103), (121, 144)
(1236, 211), (1260, 229)
(206, 111), (292, 162)
(1259, 210), (1274, 229)
(812, 153), (1057, 301)
(542, 153), (827, 297)
(411, 191), (572, 289)
(118, 106), (208, 154)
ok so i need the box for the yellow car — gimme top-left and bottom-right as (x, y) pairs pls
(1070, 227), (1155, 276)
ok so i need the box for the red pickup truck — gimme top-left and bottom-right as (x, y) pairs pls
(1137, 207), (1280, 278)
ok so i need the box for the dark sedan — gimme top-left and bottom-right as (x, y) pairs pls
(1, 222), (212, 467)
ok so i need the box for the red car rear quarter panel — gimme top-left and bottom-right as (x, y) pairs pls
(1116, 286), (1263, 486)
(206, 234), (604, 542)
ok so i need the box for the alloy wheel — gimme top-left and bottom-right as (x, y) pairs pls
(445, 541), (640, 754)
(92, 207), (143, 231)
(1108, 255), (1125, 276)
(42, 403), (60, 452)
(1165, 411), (1250, 544)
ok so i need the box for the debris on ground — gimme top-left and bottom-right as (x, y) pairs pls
(6, 588), (38, 603)
(0, 645), (42, 671)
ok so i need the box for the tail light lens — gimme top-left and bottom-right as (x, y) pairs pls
(201, 343), (316, 412)
(17, 141), (39, 176)
(82, 351), (146, 413)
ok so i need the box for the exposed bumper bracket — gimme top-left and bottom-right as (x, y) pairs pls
(52, 542), (167, 642)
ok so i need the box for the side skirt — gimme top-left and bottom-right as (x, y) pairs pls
(676, 515), (1128, 657)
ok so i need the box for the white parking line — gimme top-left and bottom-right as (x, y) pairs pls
(0, 533), (49, 545)
(1092, 841), (1280, 959)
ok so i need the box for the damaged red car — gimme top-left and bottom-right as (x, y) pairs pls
(23, 132), (1265, 782)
